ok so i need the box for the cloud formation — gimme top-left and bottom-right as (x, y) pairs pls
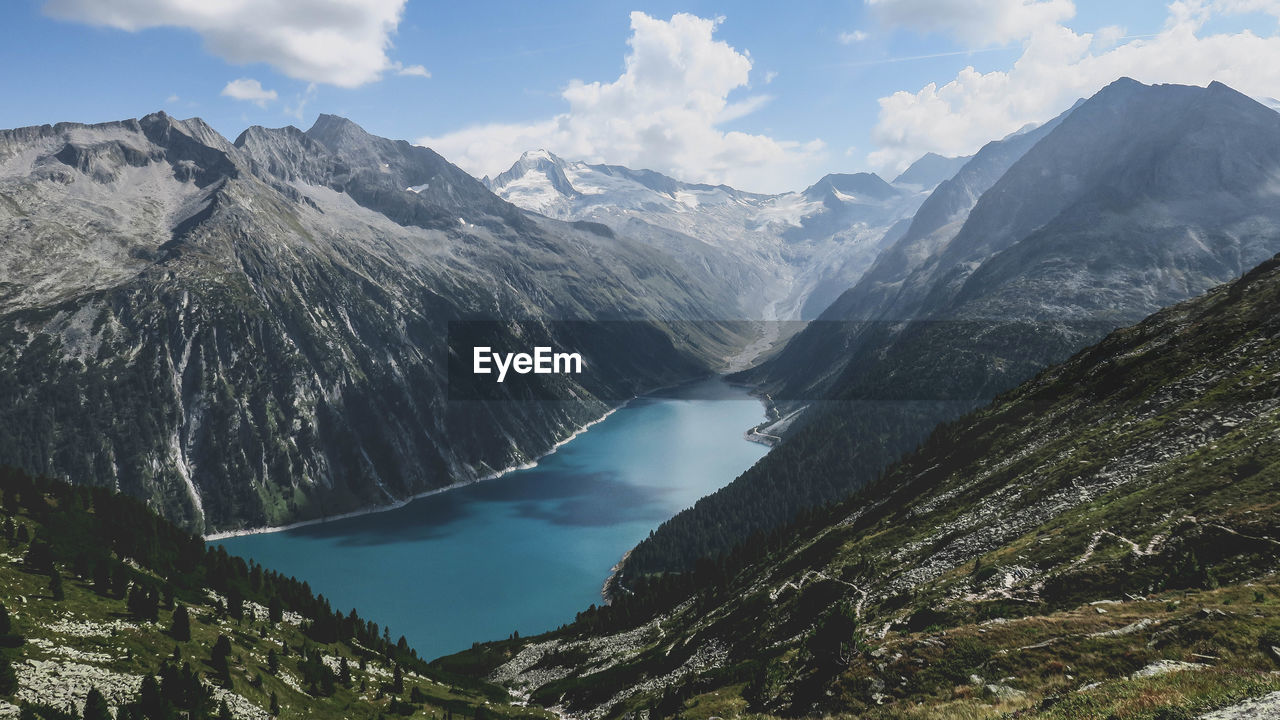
(397, 64), (431, 78)
(418, 12), (824, 194)
(867, 0), (1280, 174)
(866, 0), (1075, 47)
(221, 78), (278, 107)
(44, 0), (411, 87)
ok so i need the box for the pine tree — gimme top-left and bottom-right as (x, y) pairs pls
(218, 699), (234, 720)
(93, 561), (110, 596)
(82, 686), (111, 720)
(270, 691), (280, 716)
(340, 656), (351, 686)
(227, 586), (244, 621)
(49, 567), (64, 601)
(0, 601), (10, 635)
(211, 634), (234, 688)
(171, 605), (191, 641)
(0, 652), (16, 696)
(392, 663), (404, 694)
(267, 649), (280, 675)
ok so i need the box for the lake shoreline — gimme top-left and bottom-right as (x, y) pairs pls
(210, 375), (770, 660)
(205, 403), (624, 542)
(205, 374), (734, 543)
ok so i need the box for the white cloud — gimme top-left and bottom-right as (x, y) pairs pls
(397, 64), (431, 78)
(1212, 0), (1280, 16)
(839, 30), (870, 44)
(417, 12), (824, 194)
(867, 2), (1280, 174)
(866, 0), (1076, 47)
(43, 0), (409, 88)
(221, 78), (278, 107)
(285, 83), (319, 120)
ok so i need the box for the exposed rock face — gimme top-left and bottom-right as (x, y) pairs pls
(628, 78), (1280, 578)
(0, 112), (746, 533)
(485, 149), (937, 323)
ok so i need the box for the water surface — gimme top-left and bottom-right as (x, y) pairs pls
(213, 378), (768, 660)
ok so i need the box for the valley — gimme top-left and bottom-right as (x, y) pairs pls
(209, 378), (768, 661)
(1, 69), (1279, 720)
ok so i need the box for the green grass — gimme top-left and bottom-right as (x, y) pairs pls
(0, 523), (552, 719)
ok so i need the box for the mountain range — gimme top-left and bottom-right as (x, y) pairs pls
(0, 112), (751, 534)
(618, 78), (1280, 580)
(484, 148), (938, 327)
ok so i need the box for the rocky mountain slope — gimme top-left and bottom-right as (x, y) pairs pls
(484, 150), (941, 324)
(450, 246), (1280, 720)
(622, 78), (1280, 578)
(0, 467), (545, 719)
(0, 112), (750, 534)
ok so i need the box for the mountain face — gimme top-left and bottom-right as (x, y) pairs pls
(484, 151), (934, 325)
(454, 249), (1280, 720)
(0, 112), (749, 534)
(890, 151), (970, 188)
(622, 79), (1280, 579)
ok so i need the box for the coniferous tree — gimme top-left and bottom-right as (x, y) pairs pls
(217, 699), (233, 720)
(111, 566), (129, 599)
(49, 567), (64, 601)
(211, 634), (234, 688)
(171, 605), (190, 641)
(93, 561), (110, 596)
(0, 652), (16, 696)
(137, 674), (164, 719)
(82, 686), (111, 720)
(340, 656), (351, 686)
(0, 601), (10, 635)
(392, 663), (404, 694)
(270, 691), (280, 716)
(22, 538), (53, 573)
(267, 649), (280, 676)
(227, 586), (244, 621)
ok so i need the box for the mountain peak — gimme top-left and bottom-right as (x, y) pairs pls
(489, 147), (578, 197)
(803, 172), (899, 202)
(305, 114), (374, 153)
(520, 148), (564, 165)
(892, 152), (970, 188)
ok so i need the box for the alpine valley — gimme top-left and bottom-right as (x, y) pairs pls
(1, 75), (1280, 720)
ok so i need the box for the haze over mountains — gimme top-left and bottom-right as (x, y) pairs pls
(484, 148), (937, 324)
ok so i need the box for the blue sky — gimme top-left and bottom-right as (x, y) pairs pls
(3, 1), (1279, 192)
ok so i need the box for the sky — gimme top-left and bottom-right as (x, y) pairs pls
(2, 1), (1280, 193)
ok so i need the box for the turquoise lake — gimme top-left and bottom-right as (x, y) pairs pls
(211, 378), (769, 661)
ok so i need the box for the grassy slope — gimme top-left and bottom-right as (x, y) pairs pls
(452, 257), (1280, 719)
(0, 498), (545, 719)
